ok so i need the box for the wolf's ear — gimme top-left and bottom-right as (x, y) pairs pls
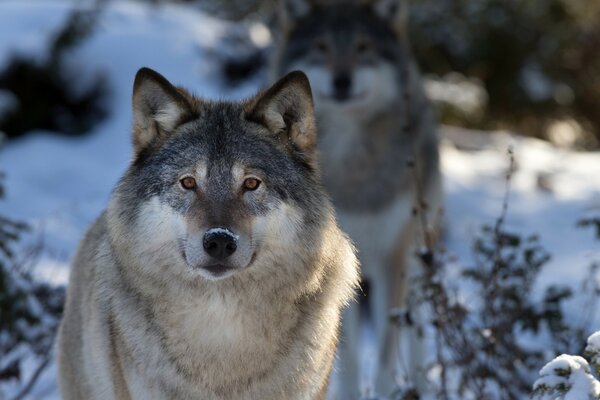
(371, 0), (408, 37)
(131, 67), (193, 154)
(279, 0), (315, 29)
(245, 71), (317, 167)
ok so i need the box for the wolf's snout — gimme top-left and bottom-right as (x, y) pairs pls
(203, 229), (237, 260)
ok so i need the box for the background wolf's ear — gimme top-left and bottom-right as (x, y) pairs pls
(245, 71), (317, 168)
(279, 0), (315, 30)
(370, 0), (409, 37)
(132, 67), (193, 154)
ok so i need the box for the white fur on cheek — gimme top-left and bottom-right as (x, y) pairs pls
(354, 63), (399, 109)
(253, 202), (303, 257)
(131, 196), (187, 270)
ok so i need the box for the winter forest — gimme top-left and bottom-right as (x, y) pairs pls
(1, 0), (599, 399)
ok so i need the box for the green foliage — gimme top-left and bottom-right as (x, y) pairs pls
(410, 0), (600, 146)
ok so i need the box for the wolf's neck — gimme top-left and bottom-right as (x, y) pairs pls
(316, 105), (414, 212)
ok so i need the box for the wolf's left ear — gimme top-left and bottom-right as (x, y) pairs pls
(245, 71), (317, 168)
(131, 67), (194, 154)
(371, 0), (408, 37)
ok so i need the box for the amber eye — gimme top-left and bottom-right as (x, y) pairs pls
(243, 177), (261, 191)
(180, 176), (197, 190)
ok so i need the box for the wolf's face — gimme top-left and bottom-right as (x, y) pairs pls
(277, 0), (407, 116)
(109, 69), (324, 282)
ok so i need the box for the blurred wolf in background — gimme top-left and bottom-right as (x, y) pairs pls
(271, 0), (442, 397)
(57, 68), (359, 400)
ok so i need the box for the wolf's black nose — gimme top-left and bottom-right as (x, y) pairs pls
(203, 229), (237, 260)
(333, 73), (351, 101)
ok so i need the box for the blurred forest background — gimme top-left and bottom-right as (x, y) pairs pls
(0, 0), (599, 399)
(1, 0), (599, 149)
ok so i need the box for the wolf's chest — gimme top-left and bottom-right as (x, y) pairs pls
(159, 294), (294, 382)
(165, 296), (276, 354)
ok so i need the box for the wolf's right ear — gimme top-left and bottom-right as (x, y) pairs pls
(131, 68), (193, 154)
(245, 71), (317, 169)
(371, 0), (409, 37)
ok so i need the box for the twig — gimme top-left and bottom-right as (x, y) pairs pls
(484, 146), (515, 350)
(492, 146), (515, 255)
(10, 352), (51, 400)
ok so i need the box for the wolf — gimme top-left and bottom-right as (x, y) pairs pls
(56, 67), (359, 400)
(271, 0), (442, 397)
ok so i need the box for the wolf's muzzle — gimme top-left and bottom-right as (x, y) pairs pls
(203, 228), (237, 260)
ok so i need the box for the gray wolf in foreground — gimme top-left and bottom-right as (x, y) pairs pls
(57, 68), (359, 400)
(271, 0), (442, 397)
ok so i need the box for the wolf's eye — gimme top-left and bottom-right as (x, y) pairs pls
(180, 176), (197, 190)
(243, 177), (261, 191)
(356, 41), (370, 54)
(314, 39), (328, 53)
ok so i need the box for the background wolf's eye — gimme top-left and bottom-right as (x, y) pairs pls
(314, 39), (328, 53)
(243, 177), (261, 191)
(180, 176), (197, 190)
(356, 41), (370, 54)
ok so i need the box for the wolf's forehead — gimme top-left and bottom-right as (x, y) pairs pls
(299, 8), (391, 37)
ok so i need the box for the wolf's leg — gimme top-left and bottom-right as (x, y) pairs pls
(369, 268), (396, 399)
(386, 217), (429, 395)
(355, 279), (381, 399)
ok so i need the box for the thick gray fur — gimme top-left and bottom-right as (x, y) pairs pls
(57, 68), (359, 400)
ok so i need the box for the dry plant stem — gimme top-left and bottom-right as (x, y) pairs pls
(475, 148), (527, 399)
(9, 350), (51, 400)
(410, 144), (518, 396)
(398, 22), (448, 398)
(485, 147), (515, 332)
(434, 324), (449, 400)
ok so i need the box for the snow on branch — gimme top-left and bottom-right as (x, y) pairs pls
(532, 332), (600, 400)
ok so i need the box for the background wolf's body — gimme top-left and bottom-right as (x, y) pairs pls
(271, 1), (442, 397)
(57, 69), (359, 400)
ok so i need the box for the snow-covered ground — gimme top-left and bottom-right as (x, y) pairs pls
(1, 1), (598, 398)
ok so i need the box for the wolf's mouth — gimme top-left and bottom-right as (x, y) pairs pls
(202, 264), (235, 276)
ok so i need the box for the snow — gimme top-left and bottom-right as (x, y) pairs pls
(585, 331), (600, 370)
(533, 354), (600, 400)
(206, 227), (239, 240)
(0, 1), (599, 399)
(587, 332), (600, 352)
(539, 354), (592, 376)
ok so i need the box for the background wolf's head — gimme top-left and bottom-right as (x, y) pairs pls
(107, 68), (332, 286)
(272, 0), (409, 118)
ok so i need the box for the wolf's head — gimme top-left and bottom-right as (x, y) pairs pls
(273, 0), (408, 117)
(107, 68), (332, 285)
